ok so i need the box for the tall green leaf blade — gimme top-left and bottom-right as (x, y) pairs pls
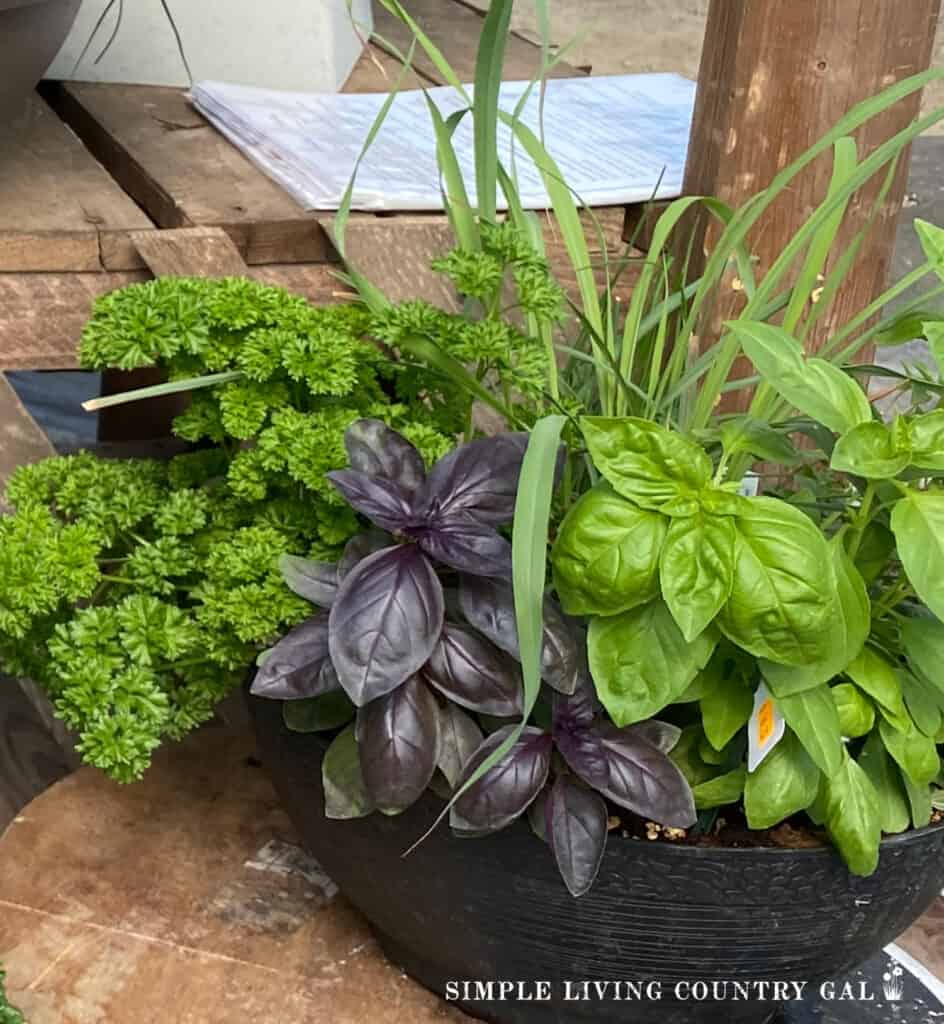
(781, 137), (857, 334)
(424, 99), (478, 251)
(474, 0), (514, 225)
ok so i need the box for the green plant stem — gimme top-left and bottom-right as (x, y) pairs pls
(846, 481), (877, 559)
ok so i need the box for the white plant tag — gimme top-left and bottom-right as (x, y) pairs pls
(738, 472), (760, 497)
(747, 681), (785, 772)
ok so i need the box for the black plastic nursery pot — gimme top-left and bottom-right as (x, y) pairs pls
(248, 687), (944, 1024)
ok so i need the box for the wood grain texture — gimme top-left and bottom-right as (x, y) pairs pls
(0, 724), (469, 1024)
(683, 0), (941, 408)
(0, 95), (152, 272)
(0, 265), (342, 372)
(129, 226), (249, 278)
(373, 0), (581, 84)
(43, 82), (335, 266)
(343, 41), (436, 93)
(0, 272), (148, 371)
(0, 372), (54, 501)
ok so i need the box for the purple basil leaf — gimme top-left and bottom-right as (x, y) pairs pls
(623, 720), (682, 754)
(546, 775), (609, 897)
(553, 672), (602, 731)
(458, 577), (579, 694)
(278, 553), (339, 607)
(423, 623), (523, 717)
(327, 469), (415, 533)
(437, 702), (485, 788)
(450, 725), (553, 833)
(417, 516), (512, 577)
(356, 676), (441, 813)
(339, 530), (391, 578)
(459, 576), (519, 656)
(329, 545), (445, 706)
(250, 612), (338, 700)
(559, 722), (696, 829)
(344, 419), (426, 493)
(419, 433), (532, 526)
(527, 786), (550, 842)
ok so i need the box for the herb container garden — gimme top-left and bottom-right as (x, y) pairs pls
(250, 694), (944, 1024)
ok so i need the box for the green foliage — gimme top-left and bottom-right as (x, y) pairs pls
(0, 967), (23, 1024)
(1, 276), (459, 781)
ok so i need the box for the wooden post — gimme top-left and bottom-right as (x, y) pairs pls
(679, 0), (940, 408)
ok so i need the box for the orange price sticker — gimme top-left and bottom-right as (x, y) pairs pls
(757, 699), (775, 746)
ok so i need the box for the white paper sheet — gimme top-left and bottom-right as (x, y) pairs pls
(190, 73), (696, 212)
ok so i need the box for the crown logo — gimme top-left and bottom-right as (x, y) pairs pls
(882, 962), (905, 1002)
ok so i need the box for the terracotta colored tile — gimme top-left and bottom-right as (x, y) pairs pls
(896, 894), (944, 981)
(0, 725), (471, 1022)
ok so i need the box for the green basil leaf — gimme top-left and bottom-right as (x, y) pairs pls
(845, 646), (910, 728)
(901, 771), (934, 829)
(719, 497), (837, 665)
(669, 725), (717, 787)
(858, 731), (911, 834)
(900, 672), (943, 738)
(875, 309), (944, 347)
(283, 691), (356, 733)
(879, 715), (941, 785)
(719, 417), (801, 465)
(323, 723), (375, 819)
(776, 685), (845, 777)
(728, 321), (872, 435)
(916, 218), (944, 278)
(762, 535), (869, 696)
(900, 615), (944, 699)
(700, 671), (753, 752)
(831, 683), (875, 738)
(551, 484), (667, 617)
(909, 409), (944, 471)
(588, 599), (717, 726)
(922, 320), (944, 377)
(830, 421), (909, 479)
(821, 751), (882, 876)
(660, 512), (736, 641)
(849, 521), (895, 585)
(891, 491), (944, 621)
(580, 416), (712, 511)
(693, 766), (747, 810)
(744, 731), (821, 830)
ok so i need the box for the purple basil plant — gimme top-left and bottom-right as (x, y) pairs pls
(251, 419), (696, 896)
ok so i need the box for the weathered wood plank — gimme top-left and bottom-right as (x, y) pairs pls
(0, 725), (469, 1022)
(0, 272), (148, 371)
(130, 226), (249, 278)
(0, 95), (153, 272)
(343, 41), (436, 93)
(682, 0), (941, 409)
(43, 83), (335, 266)
(0, 372), (54, 501)
(372, 0), (582, 84)
(0, 263), (343, 372)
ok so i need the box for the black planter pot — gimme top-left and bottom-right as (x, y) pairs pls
(249, 688), (944, 1024)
